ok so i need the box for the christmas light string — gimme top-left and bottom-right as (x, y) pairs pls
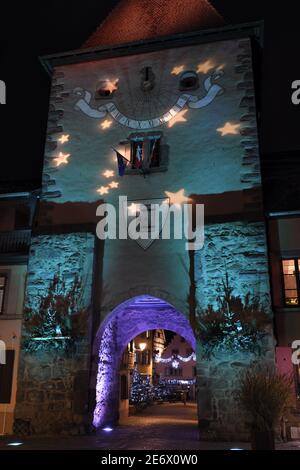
(155, 352), (196, 364)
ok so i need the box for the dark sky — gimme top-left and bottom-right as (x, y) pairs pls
(0, 1), (299, 190)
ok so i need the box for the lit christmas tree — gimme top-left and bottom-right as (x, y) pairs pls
(130, 368), (153, 404)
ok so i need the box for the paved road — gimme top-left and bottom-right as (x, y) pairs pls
(0, 403), (299, 450)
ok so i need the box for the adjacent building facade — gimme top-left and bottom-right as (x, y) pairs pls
(0, 192), (36, 434)
(156, 334), (196, 399)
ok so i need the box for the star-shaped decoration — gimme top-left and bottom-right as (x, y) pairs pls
(128, 203), (139, 216)
(197, 60), (215, 74)
(97, 186), (109, 196)
(101, 119), (113, 130)
(171, 65), (185, 75)
(109, 181), (119, 189)
(103, 170), (115, 178)
(58, 134), (70, 144)
(164, 189), (190, 206)
(53, 152), (70, 167)
(104, 79), (119, 94)
(168, 109), (188, 128)
(217, 122), (241, 136)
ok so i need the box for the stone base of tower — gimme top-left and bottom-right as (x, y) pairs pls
(196, 342), (276, 442)
(14, 344), (92, 436)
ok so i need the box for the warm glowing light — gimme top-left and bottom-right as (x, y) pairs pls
(128, 203), (139, 215)
(58, 134), (70, 144)
(101, 119), (113, 130)
(197, 60), (215, 74)
(103, 170), (115, 178)
(139, 343), (147, 351)
(109, 181), (119, 189)
(217, 64), (225, 71)
(53, 152), (70, 167)
(103, 79), (119, 94)
(164, 189), (190, 206)
(171, 65), (185, 75)
(168, 109), (188, 128)
(97, 186), (109, 195)
(217, 122), (241, 136)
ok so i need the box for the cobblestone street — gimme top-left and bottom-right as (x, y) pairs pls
(0, 403), (299, 450)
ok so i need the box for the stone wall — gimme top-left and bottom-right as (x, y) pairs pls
(195, 221), (271, 309)
(195, 220), (275, 440)
(196, 341), (275, 441)
(14, 232), (95, 435)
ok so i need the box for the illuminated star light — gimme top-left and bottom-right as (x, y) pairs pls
(168, 109), (188, 128)
(171, 65), (185, 75)
(103, 170), (115, 178)
(53, 152), (70, 167)
(58, 134), (70, 144)
(101, 119), (113, 130)
(109, 181), (119, 189)
(197, 60), (215, 74)
(97, 186), (109, 195)
(104, 79), (119, 94)
(164, 189), (190, 206)
(217, 122), (241, 136)
(128, 203), (139, 216)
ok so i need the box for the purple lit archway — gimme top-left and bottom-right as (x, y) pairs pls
(93, 295), (196, 428)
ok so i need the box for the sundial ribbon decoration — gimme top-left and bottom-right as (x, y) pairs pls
(73, 71), (224, 130)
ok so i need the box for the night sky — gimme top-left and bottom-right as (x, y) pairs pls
(0, 1), (299, 191)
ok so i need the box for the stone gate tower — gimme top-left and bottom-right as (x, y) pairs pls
(14, 1), (275, 440)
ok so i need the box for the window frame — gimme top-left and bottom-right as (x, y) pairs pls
(120, 131), (168, 175)
(0, 273), (8, 315)
(0, 349), (15, 404)
(281, 258), (300, 307)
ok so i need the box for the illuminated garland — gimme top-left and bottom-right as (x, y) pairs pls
(159, 378), (196, 385)
(155, 352), (196, 364)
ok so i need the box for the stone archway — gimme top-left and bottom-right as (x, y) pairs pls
(93, 295), (196, 428)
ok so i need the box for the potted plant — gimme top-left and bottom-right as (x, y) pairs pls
(235, 364), (293, 450)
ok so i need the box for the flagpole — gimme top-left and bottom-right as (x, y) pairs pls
(111, 147), (130, 162)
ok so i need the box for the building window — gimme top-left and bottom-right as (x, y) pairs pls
(0, 350), (15, 403)
(121, 132), (167, 174)
(165, 367), (182, 377)
(179, 71), (199, 91)
(130, 137), (160, 170)
(0, 275), (7, 314)
(282, 259), (300, 306)
(141, 350), (151, 365)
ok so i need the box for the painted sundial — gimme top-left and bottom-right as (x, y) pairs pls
(73, 52), (224, 129)
(43, 39), (256, 203)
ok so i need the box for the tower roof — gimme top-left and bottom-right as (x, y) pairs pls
(82, 0), (224, 49)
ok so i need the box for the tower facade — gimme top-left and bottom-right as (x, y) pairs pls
(13, 10), (275, 439)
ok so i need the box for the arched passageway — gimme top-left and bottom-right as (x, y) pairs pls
(93, 295), (196, 428)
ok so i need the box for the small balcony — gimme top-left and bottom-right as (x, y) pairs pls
(0, 229), (31, 255)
